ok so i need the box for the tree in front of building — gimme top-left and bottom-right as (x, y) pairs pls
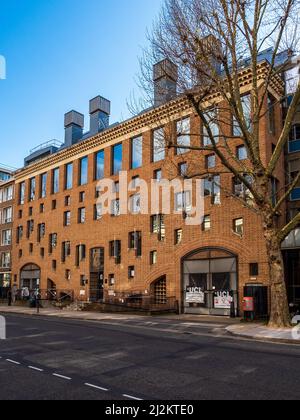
(139, 0), (300, 327)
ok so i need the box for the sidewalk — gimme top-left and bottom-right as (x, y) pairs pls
(227, 323), (300, 345)
(0, 304), (240, 325)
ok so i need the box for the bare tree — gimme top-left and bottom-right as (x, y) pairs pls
(138, 0), (300, 328)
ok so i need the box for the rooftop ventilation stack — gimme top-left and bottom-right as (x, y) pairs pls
(64, 110), (84, 147)
(153, 59), (178, 107)
(89, 96), (111, 136)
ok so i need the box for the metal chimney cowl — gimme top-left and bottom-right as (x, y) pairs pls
(89, 96), (111, 135)
(64, 110), (85, 147)
(153, 59), (178, 107)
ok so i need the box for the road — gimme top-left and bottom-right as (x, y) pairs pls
(0, 313), (300, 400)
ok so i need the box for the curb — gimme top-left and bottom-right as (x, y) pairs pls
(226, 326), (300, 346)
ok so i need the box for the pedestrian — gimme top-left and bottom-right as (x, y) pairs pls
(11, 284), (18, 304)
(7, 289), (12, 307)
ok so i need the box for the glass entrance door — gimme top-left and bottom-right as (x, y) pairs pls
(183, 249), (237, 316)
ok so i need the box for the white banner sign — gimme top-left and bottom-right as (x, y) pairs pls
(214, 291), (233, 309)
(186, 287), (205, 304)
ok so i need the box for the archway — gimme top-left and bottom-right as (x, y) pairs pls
(182, 248), (238, 316)
(20, 264), (41, 290)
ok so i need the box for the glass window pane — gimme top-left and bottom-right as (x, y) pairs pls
(79, 157), (88, 186)
(131, 136), (143, 169)
(112, 144), (123, 175)
(65, 163), (73, 190)
(153, 128), (165, 162)
(177, 118), (190, 155)
(95, 151), (105, 180)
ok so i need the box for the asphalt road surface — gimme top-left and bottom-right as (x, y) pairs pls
(0, 313), (300, 400)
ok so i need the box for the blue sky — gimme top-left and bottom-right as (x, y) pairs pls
(0, 0), (162, 168)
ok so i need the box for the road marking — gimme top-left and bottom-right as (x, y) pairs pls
(52, 373), (72, 381)
(85, 383), (109, 392)
(28, 366), (44, 372)
(123, 394), (143, 401)
(6, 359), (20, 365)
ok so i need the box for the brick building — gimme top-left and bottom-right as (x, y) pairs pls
(10, 52), (298, 316)
(0, 170), (14, 296)
(282, 56), (300, 306)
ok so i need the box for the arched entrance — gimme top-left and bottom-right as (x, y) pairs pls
(182, 248), (238, 316)
(20, 264), (41, 290)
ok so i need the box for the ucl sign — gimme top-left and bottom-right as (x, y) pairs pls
(0, 55), (6, 80)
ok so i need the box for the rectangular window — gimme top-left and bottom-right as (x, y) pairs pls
(203, 110), (219, 146)
(150, 250), (158, 265)
(128, 266), (135, 279)
(40, 173), (47, 198)
(79, 157), (88, 186)
(130, 194), (141, 214)
(178, 162), (188, 177)
(250, 263), (259, 277)
(64, 211), (71, 226)
(52, 168), (60, 194)
(78, 208), (86, 224)
(233, 218), (244, 236)
(94, 203), (103, 221)
(154, 169), (162, 181)
(17, 226), (23, 243)
(202, 215), (211, 231)
(19, 182), (25, 205)
(204, 175), (221, 204)
(111, 199), (120, 217)
(76, 244), (86, 266)
(61, 241), (71, 262)
(109, 240), (121, 264)
(37, 223), (45, 242)
(175, 229), (183, 245)
(175, 191), (192, 212)
(128, 231), (142, 257)
(29, 177), (36, 202)
(112, 144), (123, 175)
(288, 124), (300, 153)
(237, 145), (248, 161)
(65, 163), (73, 190)
(151, 215), (165, 241)
(49, 233), (58, 253)
(131, 136), (143, 169)
(206, 154), (216, 169)
(233, 95), (252, 136)
(152, 128), (165, 162)
(79, 191), (85, 203)
(2, 207), (12, 224)
(95, 150), (105, 180)
(1, 229), (11, 246)
(177, 118), (190, 155)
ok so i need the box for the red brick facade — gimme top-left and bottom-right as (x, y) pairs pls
(11, 66), (287, 315)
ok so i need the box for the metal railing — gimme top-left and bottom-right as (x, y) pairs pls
(104, 291), (178, 313)
(30, 140), (63, 154)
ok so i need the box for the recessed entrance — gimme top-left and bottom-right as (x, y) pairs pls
(90, 248), (105, 302)
(182, 248), (238, 316)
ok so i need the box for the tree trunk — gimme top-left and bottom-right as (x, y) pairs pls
(264, 226), (290, 328)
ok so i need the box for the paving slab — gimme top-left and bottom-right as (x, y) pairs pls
(227, 323), (300, 345)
